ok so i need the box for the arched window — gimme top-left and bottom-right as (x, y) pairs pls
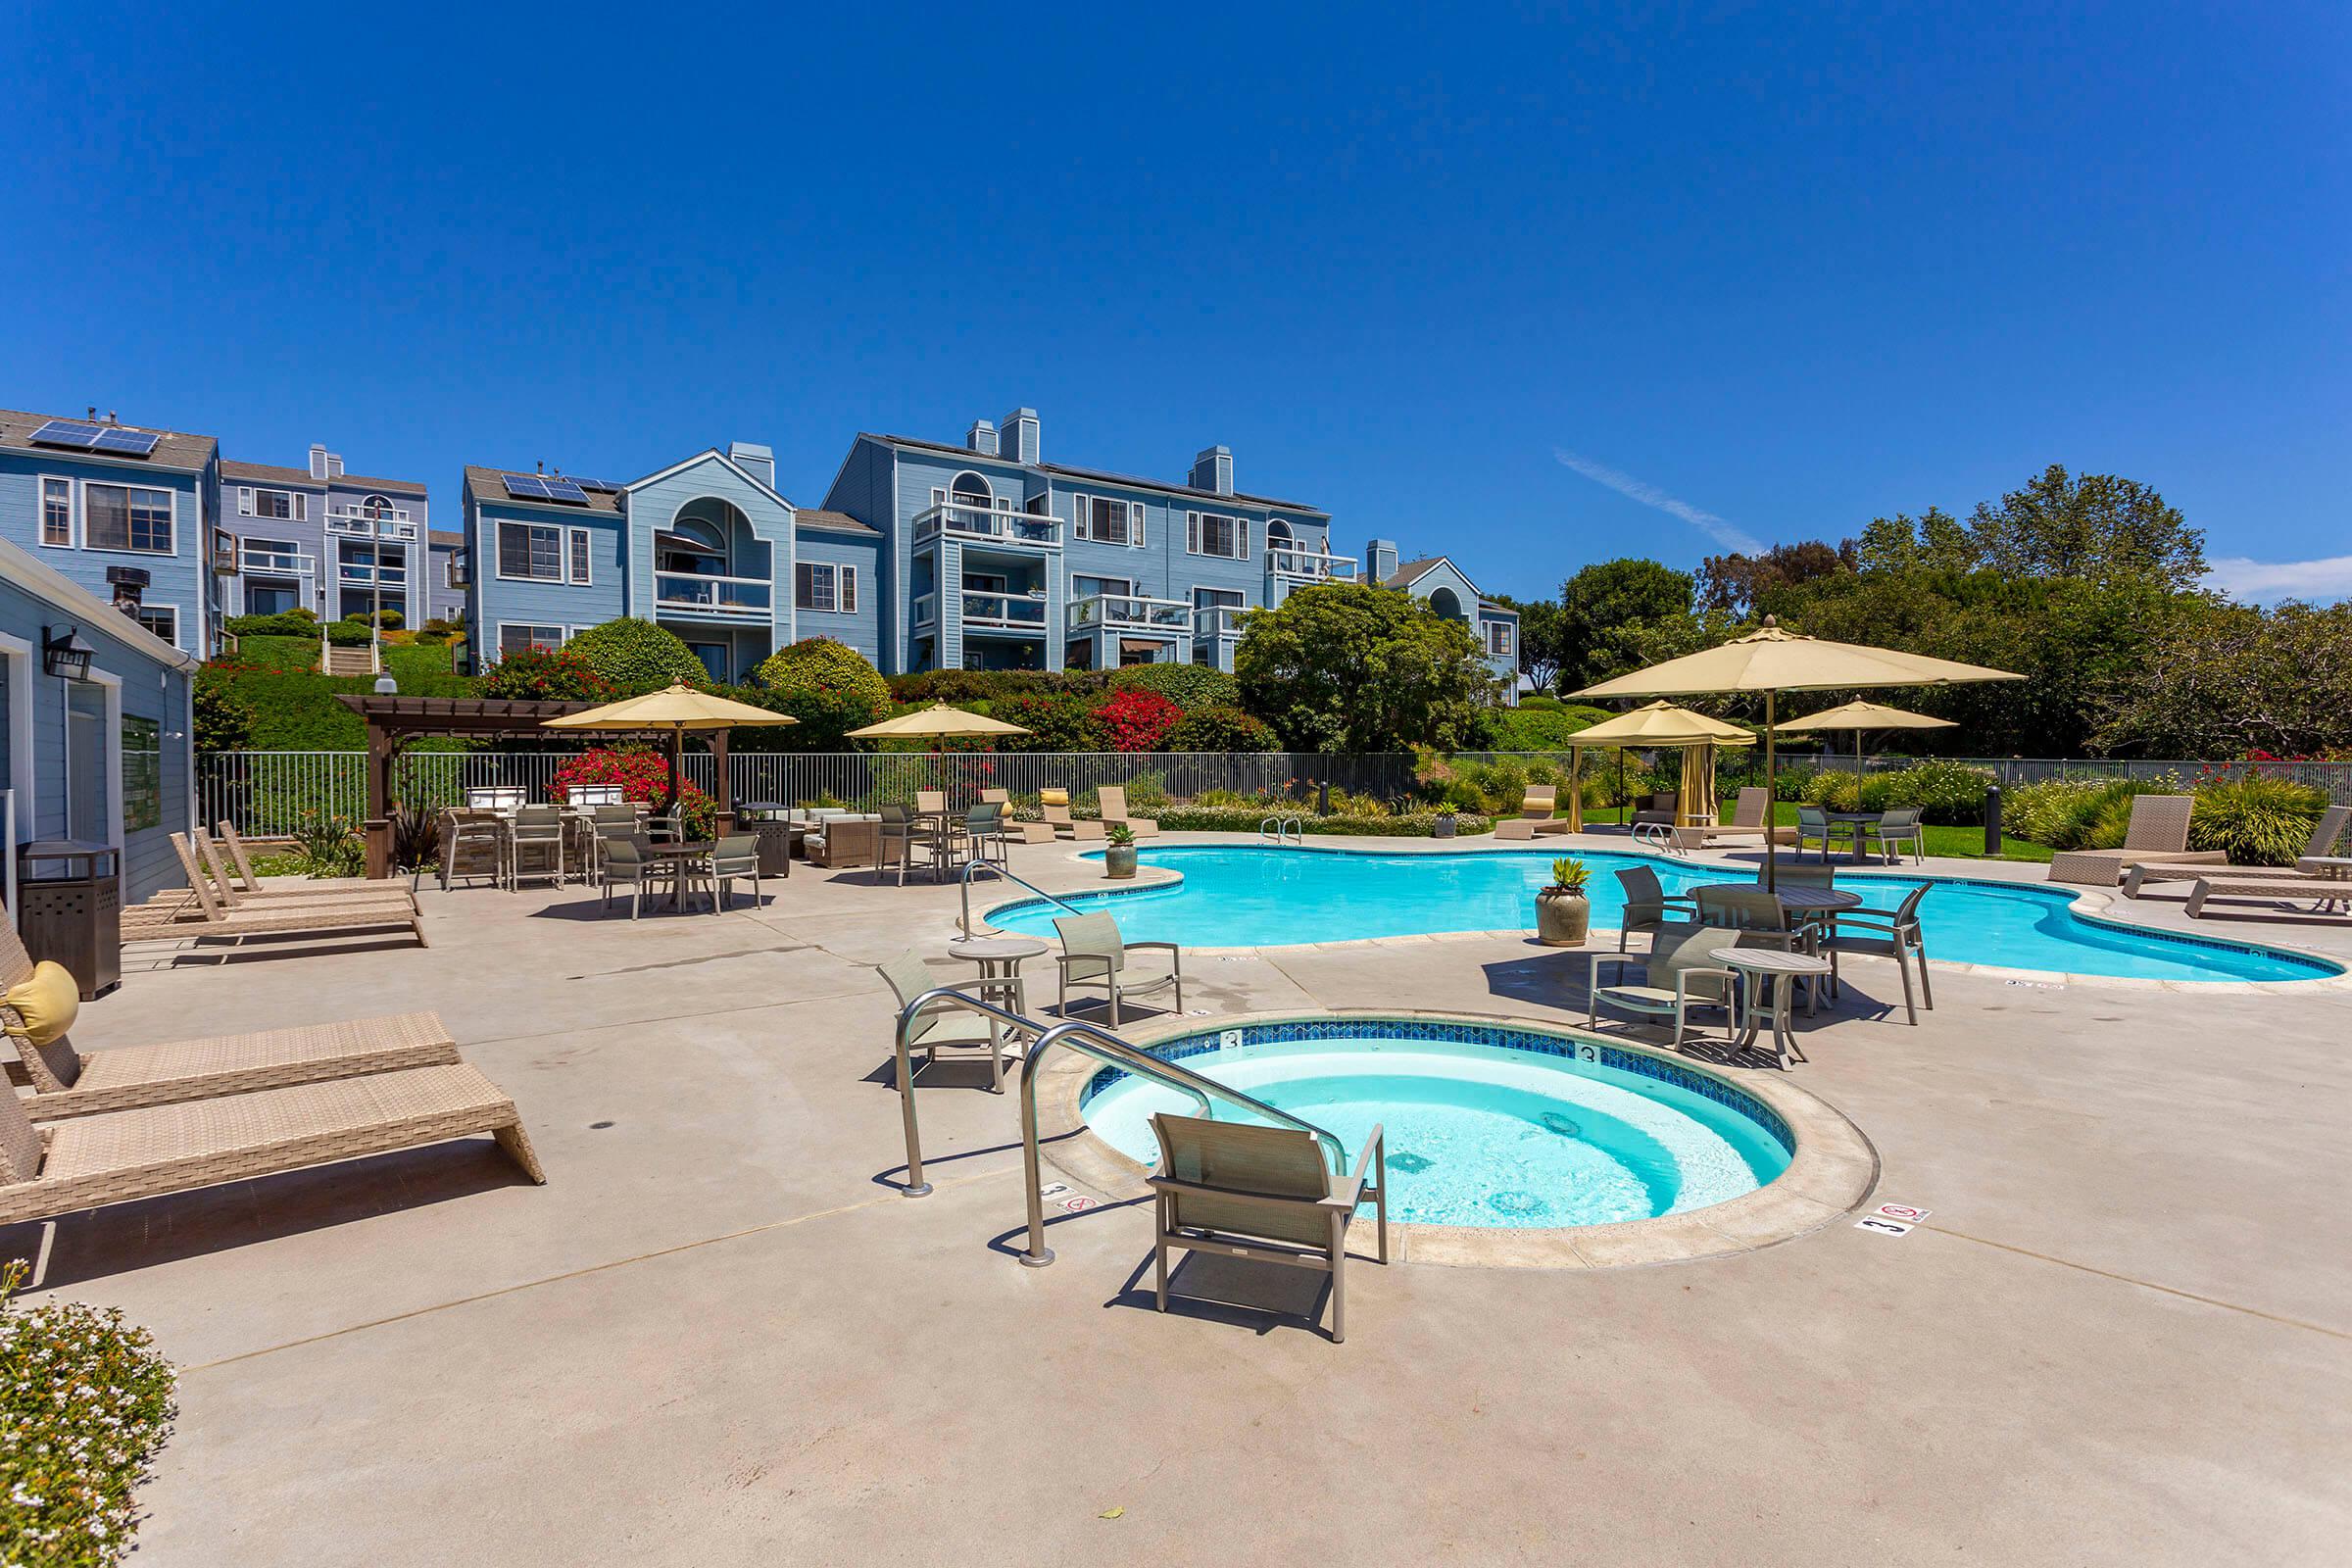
(657, 512), (730, 576)
(950, 472), (994, 515)
(361, 494), (393, 519)
(1428, 585), (1465, 620)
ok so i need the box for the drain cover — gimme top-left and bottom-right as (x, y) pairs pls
(1388, 1152), (1434, 1174)
(1488, 1190), (1545, 1217)
(1539, 1111), (1582, 1139)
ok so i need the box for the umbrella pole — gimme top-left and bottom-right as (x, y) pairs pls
(1764, 691), (1778, 892)
(668, 726), (684, 818)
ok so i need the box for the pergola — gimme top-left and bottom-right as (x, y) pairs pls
(332, 695), (743, 877)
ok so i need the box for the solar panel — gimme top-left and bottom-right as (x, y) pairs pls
(539, 476), (589, 504)
(92, 427), (162, 456)
(574, 476), (622, 493)
(503, 474), (552, 500)
(29, 418), (107, 450)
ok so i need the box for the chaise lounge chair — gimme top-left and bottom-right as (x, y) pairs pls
(2122, 805), (2351, 897)
(1494, 784), (1576, 841)
(1668, 787), (1797, 851)
(2046, 795), (2225, 887)
(981, 788), (1057, 845)
(1147, 1110), (1387, 1343)
(2181, 869), (2352, 919)
(1041, 788), (1103, 842)
(122, 838), (428, 949)
(178, 832), (415, 915)
(1097, 786), (1159, 838)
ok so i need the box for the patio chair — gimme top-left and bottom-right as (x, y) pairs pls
(1696, 884), (1815, 1009)
(878, 951), (1011, 1092)
(166, 834), (415, 918)
(596, 834), (670, 919)
(1819, 884), (1933, 1024)
(878, 803), (933, 886)
(1613, 865), (1697, 952)
(981, 787), (1056, 845)
(1586, 922), (1743, 1046)
(1793, 805), (1861, 860)
(1629, 790), (1679, 830)
(1052, 911), (1183, 1026)
(2123, 805), (2352, 897)
(1147, 1111), (1388, 1344)
(2046, 795), (2224, 886)
(1866, 808), (1926, 864)
(0, 1058), (544, 1235)
(1041, 788), (1103, 842)
(438, 808), (510, 891)
(708, 833), (762, 911)
(961, 802), (1011, 869)
(805, 814), (879, 868)
(1098, 786), (1160, 838)
(509, 805), (566, 890)
(1690, 787), (1796, 848)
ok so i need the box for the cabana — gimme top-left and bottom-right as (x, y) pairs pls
(1566, 701), (1757, 830)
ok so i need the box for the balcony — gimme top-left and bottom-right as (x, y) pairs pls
(656, 572), (771, 616)
(1267, 547), (1358, 583)
(960, 591), (1048, 631)
(1192, 605), (1248, 639)
(239, 546), (316, 576)
(914, 501), (1061, 550)
(326, 507), (419, 543)
(1070, 594), (1191, 633)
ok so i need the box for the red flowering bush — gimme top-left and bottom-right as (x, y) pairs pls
(479, 646), (612, 703)
(1092, 688), (1183, 753)
(552, 747), (716, 838)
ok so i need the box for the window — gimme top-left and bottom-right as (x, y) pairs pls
(1488, 621), (1514, 658)
(569, 531), (591, 585)
(130, 605), (179, 647)
(1072, 574), (1134, 600)
(1076, 495), (1143, 547)
(795, 562), (858, 612)
(237, 487), (308, 521)
(84, 484), (173, 553)
(499, 623), (568, 658)
(1186, 511), (1248, 560)
(40, 477), (72, 546)
(447, 548), (469, 588)
(498, 520), (564, 581)
(1193, 586), (1246, 635)
(122, 712), (162, 832)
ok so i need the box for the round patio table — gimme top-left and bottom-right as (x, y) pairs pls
(647, 841), (716, 912)
(947, 935), (1049, 1043)
(1719, 947), (1834, 1068)
(1825, 811), (1883, 861)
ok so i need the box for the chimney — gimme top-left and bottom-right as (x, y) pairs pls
(1189, 445), (1233, 496)
(966, 419), (1000, 457)
(1367, 539), (1399, 583)
(728, 441), (776, 491)
(311, 443), (329, 480)
(327, 452), (343, 478)
(1000, 408), (1040, 466)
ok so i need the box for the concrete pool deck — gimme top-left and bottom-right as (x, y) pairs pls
(10, 830), (2352, 1564)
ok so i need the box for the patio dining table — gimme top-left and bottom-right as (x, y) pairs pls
(646, 840), (717, 911)
(1824, 810), (1884, 861)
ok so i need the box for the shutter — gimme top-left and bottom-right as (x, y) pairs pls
(238, 487), (254, 515)
(841, 565), (858, 613)
(1187, 512), (1199, 555)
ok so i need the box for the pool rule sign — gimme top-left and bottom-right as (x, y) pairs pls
(1856, 1202), (1932, 1238)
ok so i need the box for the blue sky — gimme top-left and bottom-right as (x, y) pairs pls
(3, 1), (2343, 603)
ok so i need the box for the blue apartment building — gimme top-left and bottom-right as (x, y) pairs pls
(1368, 543), (1521, 696)
(219, 443), (433, 631)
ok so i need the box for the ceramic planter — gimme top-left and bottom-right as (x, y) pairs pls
(1433, 814), (1458, 839)
(1104, 844), (1139, 879)
(1536, 888), (1590, 947)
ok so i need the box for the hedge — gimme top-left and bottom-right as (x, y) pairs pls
(564, 617), (706, 694)
(1154, 805), (1495, 837)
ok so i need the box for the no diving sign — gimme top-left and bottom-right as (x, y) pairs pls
(1856, 1201), (1932, 1238)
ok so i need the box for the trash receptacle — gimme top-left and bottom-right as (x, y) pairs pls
(17, 840), (122, 1001)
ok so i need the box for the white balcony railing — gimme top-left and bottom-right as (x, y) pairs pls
(326, 508), (419, 542)
(1192, 605), (1248, 638)
(240, 546), (316, 576)
(656, 571), (771, 614)
(960, 592), (1048, 629)
(1070, 593), (1191, 632)
(914, 502), (1062, 548)
(1267, 547), (1357, 581)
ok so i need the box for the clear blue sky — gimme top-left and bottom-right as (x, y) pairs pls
(4, 1), (2343, 602)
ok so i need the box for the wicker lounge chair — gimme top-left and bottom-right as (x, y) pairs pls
(878, 952), (1011, 1092)
(1041, 788), (1102, 842)
(1097, 786), (1159, 838)
(180, 833), (414, 914)
(212, 821), (388, 897)
(1613, 865), (1697, 952)
(1495, 784), (1575, 841)
(982, 788), (1056, 845)
(1052, 911), (1182, 1025)
(0, 1060), (543, 1230)
(1629, 790), (1679, 830)
(1147, 1110), (1387, 1343)
(2046, 795), (2224, 886)
(122, 838), (427, 948)
(2181, 869), (2352, 919)
(2122, 806), (2351, 897)
(1586, 922), (1743, 1046)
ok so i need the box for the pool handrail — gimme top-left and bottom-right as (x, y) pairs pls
(1258, 814), (1304, 846)
(959, 858), (1087, 937)
(1014, 1016), (1348, 1269)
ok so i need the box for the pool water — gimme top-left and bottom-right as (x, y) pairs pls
(991, 845), (2335, 983)
(1081, 1033), (1791, 1228)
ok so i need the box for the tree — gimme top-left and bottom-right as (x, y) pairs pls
(1966, 465), (2208, 590)
(2095, 597), (2352, 758)
(1166, 705), (1280, 753)
(1487, 594), (1564, 692)
(1695, 540), (1856, 616)
(1557, 559), (1693, 693)
(564, 617), (706, 695)
(993, 693), (1104, 753)
(1235, 582), (1494, 753)
(1853, 507), (1977, 575)
(750, 637), (891, 748)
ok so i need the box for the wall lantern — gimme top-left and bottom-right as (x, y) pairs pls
(41, 626), (95, 681)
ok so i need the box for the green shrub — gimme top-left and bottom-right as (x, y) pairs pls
(1484, 704), (1615, 751)
(1800, 770), (1863, 811)
(564, 617), (706, 695)
(1101, 662), (1240, 712)
(992, 693), (1103, 752)
(224, 609), (318, 637)
(752, 638), (892, 748)
(192, 676), (255, 751)
(478, 646), (612, 703)
(1166, 705), (1279, 752)
(1153, 805), (1494, 836)
(322, 619), (375, 648)
(2187, 776), (2330, 865)
(2004, 775), (2184, 850)
(0, 1260), (178, 1567)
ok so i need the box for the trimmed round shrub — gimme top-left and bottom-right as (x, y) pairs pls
(224, 609), (318, 637)
(752, 637), (892, 749)
(322, 619), (375, 647)
(1101, 662), (1239, 712)
(564, 617), (706, 695)
(1166, 704), (1279, 753)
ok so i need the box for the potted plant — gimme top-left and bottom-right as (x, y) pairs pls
(1536, 857), (1592, 947)
(1433, 809), (1458, 838)
(1103, 823), (1139, 879)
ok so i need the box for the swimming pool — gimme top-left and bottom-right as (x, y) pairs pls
(990, 845), (2339, 983)
(1079, 1018), (1793, 1228)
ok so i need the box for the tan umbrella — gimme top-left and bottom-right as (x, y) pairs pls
(1572, 618), (2021, 886)
(1569, 701), (1756, 828)
(845, 702), (1034, 740)
(540, 682), (795, 817)
(1774, 698), (1958, 776)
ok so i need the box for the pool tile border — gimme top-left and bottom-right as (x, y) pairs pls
(1035, 1006), (1880, 1272)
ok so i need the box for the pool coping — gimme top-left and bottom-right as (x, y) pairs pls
(1033, 1006), (1882, 1272)
(971, 841), (2352, 993)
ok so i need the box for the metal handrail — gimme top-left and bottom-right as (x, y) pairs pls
(1015, 1016), (1347, 1268)
(1258, 814), (1303, 846)
(959, 858), (1086, 937)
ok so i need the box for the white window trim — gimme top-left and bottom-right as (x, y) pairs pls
(0, 632), (36, 852)
(1185, 510), (1250, 561)
(131, 605), (181, 649)
(567, 527), (592, 586)
(495, 622), (571, 657)
(78, 479), (177, 557)
(58, 670), (126, 856)
(493, 519), (569, 583)
(37, 475), (75, 550)
(795, 561), (858, 613)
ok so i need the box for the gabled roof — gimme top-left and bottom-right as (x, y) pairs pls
(1381, 556), (1448, 588)
(0, 409), (216, 472)
(795, 509), (880, 537)
(463, 466), (626, 515)
(625, 448), (797, 513)
(858, 431), (1329, 517)
(221, 459), (427, 497)
(427, 528), (465, 548)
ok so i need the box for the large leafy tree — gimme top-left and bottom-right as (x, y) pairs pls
(1967, 465), (2207, 589)
(1557, 558), (1694, 693)
(1235, 582), (1494, 753)
(1694, 540), (1855, 616)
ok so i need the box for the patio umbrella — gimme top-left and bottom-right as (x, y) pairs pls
(540, 682), (794, 817)
(1572, 619), (2020, 887)
(844, 702), (1033, 740)
(1773, 698), (1957, 776)
(1567, 701), (1755, 828)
